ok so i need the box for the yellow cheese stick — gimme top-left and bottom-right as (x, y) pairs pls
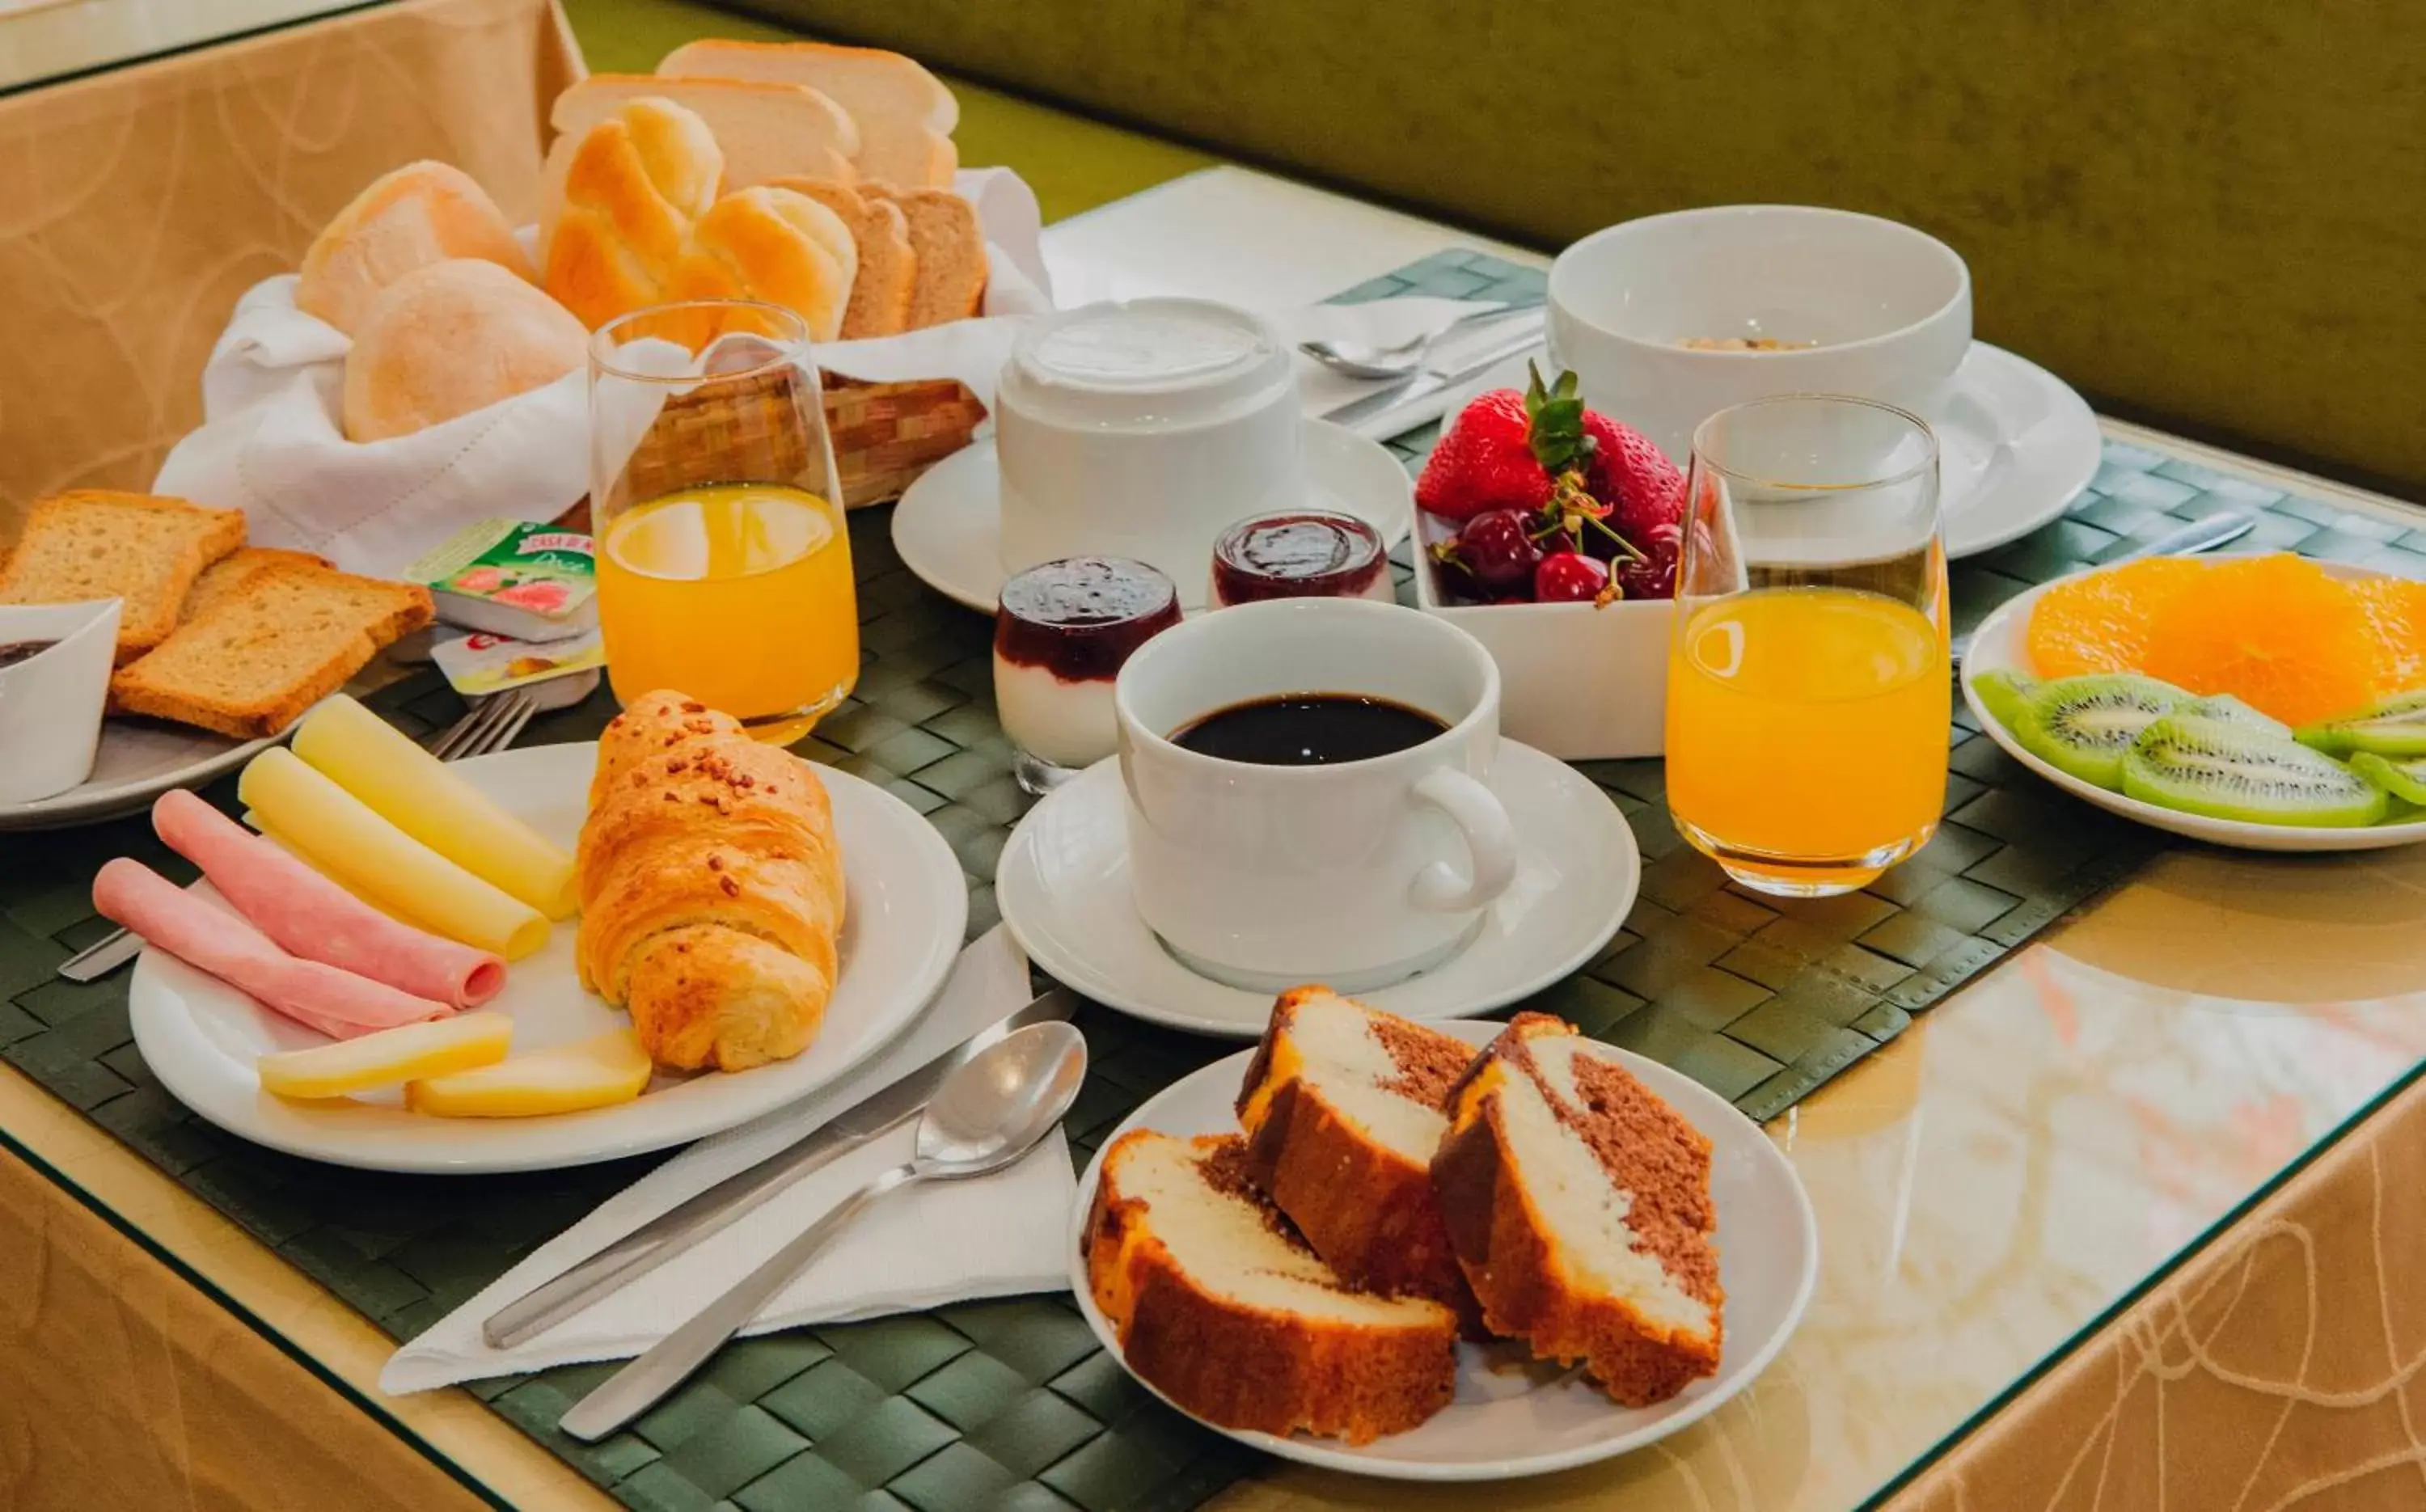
(238, 747), (550, 959)
(293, 695), (578, 919)
(258, 1012), (513, 1100)
(406, 1028), (653, 1117)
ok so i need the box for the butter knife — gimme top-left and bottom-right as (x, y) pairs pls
(1320, 318), (1548, 435)
(480, 986), (1080, 1350)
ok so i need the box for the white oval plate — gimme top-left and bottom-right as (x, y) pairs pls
(891, 419), (1414, 615)
(995, 741), (1638, 1037)
(0, 719), (281, 832)
(127, 741), (969, 1172)
(1069, 1019), (1819, 1480)
(1961, 557), (2426, 852)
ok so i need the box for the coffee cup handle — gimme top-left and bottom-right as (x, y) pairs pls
(1407, 768), (1519, 914)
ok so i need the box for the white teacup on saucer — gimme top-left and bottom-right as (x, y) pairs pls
(0, 599), (120, 805)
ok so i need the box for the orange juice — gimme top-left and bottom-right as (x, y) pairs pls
(596, 483), (858, 740)
(1665, 586), (1949, 893)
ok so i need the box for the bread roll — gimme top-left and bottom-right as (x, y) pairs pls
(544, 98), (726, 331)
(298, 162), (533, 335)
(343, 260), (589, 441)
(658, 40), (957, 189)
(772, 178), (915, 338)
(577, 691), (844, 1072)
(672, 188), (859, 342)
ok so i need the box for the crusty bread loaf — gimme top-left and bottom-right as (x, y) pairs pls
(297, 162), (534, 336)
(344, 260), (590, 441)
(109, 561), (434, 739)
(0, 492), (245, 664)
(658, 40), (957, 189)
(869, 184), (986, 327)
(672, 188), (859, 342)
(541, 75), (856, 260)
(770, 179), (915, 338)
(544, 98), (728, 331)
(181, 547), (332, 624)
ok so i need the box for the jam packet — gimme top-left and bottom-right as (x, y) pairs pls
(430, 627), (606, 701)
(408, 519), (598, 642)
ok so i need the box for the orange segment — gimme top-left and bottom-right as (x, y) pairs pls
(2139, 555), (2377, 725)
(2026, 557), (2206, 678)
(2351, 575), (2426, 691)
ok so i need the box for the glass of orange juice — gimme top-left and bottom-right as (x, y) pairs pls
(589, 300), (856, 745)
(1663, 395), (1950, 897)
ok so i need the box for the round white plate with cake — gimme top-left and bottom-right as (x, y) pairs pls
(1071, 992), (1818, 1480)
(127, 736), (966, 1173)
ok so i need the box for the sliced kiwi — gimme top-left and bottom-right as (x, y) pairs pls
(2176, 693), (2290, 737)
(1971, 669), (2037, 733)
(2294, 689), (2426, 758)
(2014, 674), (2186, 790)
(2350, 751), (2426, 807)
(2123, 715), (2390, 827)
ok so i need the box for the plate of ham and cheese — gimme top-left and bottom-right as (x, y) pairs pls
(110, 692), (966, 1173)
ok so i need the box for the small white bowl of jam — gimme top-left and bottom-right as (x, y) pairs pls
(0, 598), (120, 803)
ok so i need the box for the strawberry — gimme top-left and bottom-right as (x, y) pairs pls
(1414, 366), (1592, 522)
(1583, 412), (1685, 543)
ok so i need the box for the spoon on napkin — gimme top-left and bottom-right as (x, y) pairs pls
(560, 1021), (1089, 1441)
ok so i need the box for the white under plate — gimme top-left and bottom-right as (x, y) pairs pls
(890, 419), (1414, 615)
(1961, 557), (2426, 852)
(126, 741), (969, 1172)
(0, 717), (281, 831)
(1068, 1019), (1820, 1481)
(995, 741), (1638, 1036)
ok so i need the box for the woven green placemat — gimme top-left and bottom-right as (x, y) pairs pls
(4, 248), (2420, 1512)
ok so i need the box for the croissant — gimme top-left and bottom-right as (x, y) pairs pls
(577, 691), (845, 1071)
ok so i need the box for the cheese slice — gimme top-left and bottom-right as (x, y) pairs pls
(258, 1012), (513, 1100)
(406, 1028), (653, 1117)
(292, 695), (578, 918)
(239, 746), (549, 959)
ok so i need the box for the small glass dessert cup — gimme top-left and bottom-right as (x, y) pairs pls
(1207, 508), (1393, 608)
(995, 557), (1182, 795)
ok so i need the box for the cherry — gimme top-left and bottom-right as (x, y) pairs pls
(1427, 550), (1486, 604)
(1534, 551), (1608, 603)
(1614, 521), (1682, 600)
(1456, 509), (1543, 592)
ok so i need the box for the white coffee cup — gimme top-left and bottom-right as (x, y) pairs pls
(995, 298), (1303, 593)
(1549, 205), (1972, 462)
(1114, 598), (1520, 993)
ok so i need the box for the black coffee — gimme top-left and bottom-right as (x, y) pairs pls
(1173, 693), (1448, 767)
(0, 640), (56, 672)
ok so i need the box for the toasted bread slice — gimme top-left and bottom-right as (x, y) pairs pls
(0, 491), (245, 663)
(865, 184), (986, 327)
(111, 562), (434, 740)
(770, 178), (916, 337)
(180, 547), (332, 624)
(658, 39), (957, 188)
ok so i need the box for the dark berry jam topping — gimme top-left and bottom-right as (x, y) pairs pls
(994, 556), (1181, 680)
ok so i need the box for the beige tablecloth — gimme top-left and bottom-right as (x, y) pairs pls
(0, 0), (582, 538)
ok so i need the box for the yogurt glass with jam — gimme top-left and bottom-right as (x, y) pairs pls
(1208, 509), (1393, 609)
(994, 556), (1182, 794)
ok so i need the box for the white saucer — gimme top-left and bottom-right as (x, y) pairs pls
(891, 418), (1414, 614)
(0, 719), (282, 831)
(995, 740), (1639, 1036)
(1441, 340), (2099, 561)
(1069, 1018), (1820, 1480)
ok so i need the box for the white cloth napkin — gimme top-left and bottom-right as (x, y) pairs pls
(156, 169), (1052, 577)
(380, 925), (1074, 1393)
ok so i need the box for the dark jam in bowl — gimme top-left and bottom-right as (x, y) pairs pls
(0, 640), (58, 672)
(1211, 510), (1386, 606)
(994, 556), (1182, 682)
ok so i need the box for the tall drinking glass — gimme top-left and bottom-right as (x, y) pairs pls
(1663, 395), (1949, 897)
(590, 300), (856, 746)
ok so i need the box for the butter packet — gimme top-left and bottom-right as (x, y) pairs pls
(408, 519), (598, 642)
(430, 627), (606, 700)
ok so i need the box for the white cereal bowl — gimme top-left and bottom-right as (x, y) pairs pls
(0, 599), (120, 804)
(1549, 205), (1972, 462)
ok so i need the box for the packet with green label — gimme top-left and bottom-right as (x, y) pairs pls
(407, 519), (598, 642)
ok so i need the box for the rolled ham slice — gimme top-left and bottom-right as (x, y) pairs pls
(150, 789), (506, 1010)
(93, 858), (451, 1041)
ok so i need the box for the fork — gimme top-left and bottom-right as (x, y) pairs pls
(53, 686), (540, 984)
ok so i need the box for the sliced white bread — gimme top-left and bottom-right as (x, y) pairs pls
(0, 491), (246, 664)
(658, 39), (957, 188)
(770, 178), (916, 337)
(181, 547), (332, 624)
(540, 75), (858, 256)
(866, 184), (986, 327)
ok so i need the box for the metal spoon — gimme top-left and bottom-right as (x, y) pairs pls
(1300, 296), (1545, 380)
(558, 1021), (1088, 1442)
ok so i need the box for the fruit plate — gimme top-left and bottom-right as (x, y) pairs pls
(126, 741), (969, 1173)
(1959, 559), (2426, 852)
(1067, 1019), (1820, 1482)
